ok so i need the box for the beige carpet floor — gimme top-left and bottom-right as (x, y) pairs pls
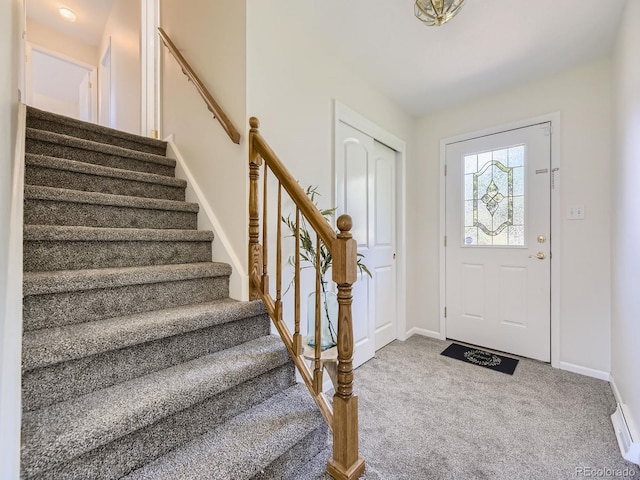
(312, 335), (639, 480)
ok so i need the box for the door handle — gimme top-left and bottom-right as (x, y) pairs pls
(528, 252), (546, 260)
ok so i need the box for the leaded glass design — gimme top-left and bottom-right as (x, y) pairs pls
(463, 146), (525, 246)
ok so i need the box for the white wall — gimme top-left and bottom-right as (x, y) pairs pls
(32, 92), (78, 118)
(413, 59), (612, 373)
(611, 0), (640, 443)
(247, 0), (415, 335)
(27, 18), (99, 66)
(100, 0), (141, 135)
(160, 0), (248, 297)
(0, 0), (24, 476)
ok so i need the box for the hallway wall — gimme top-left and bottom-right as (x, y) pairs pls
(611, 0), (640, 448)
(0, 1), (24, 477)
(412, 59), (612, 374)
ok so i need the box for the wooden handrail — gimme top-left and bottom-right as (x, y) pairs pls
(248, 117), (365, 480)
(158, 27), (241, 144)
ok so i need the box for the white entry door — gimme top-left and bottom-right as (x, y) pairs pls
(336, 121), (398, 368)
(445, 123), (551, 362)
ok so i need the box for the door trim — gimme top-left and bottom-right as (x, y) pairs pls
(439, 112), (561, 367)
(141, 0), (161, 138)
(333, 100), (407, 343)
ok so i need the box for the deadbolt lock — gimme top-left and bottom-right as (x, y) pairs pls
(537, 235), (547, 244)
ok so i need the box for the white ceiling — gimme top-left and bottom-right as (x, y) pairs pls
(25, 0), (626, 116)
(287, 0), (626, 116)
(26, 0), (114, 46)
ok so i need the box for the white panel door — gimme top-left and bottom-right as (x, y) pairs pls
(372, 141), (397, 349)
(445, 123), (551, 361)
(336, 121), (397, 368)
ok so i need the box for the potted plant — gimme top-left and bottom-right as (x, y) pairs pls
(282, 186), (371, 350)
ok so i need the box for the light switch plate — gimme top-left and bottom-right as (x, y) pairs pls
(568, 205), (585, 220)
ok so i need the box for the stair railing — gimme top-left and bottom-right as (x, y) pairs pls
(158, 28), (241, 144)
(248, 117), (365, 480)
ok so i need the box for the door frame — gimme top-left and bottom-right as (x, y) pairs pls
(333, 100), (408, 345)
(141, 0), (161, 138)
(439, 112), (561, 368)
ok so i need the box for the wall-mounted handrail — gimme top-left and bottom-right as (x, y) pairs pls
(248, 117), (365, 480)
(158, 27), (241, 144)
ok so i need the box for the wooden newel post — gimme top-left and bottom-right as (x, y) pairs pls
(248, 117), (263, 300)
(327, 215), (365, 480)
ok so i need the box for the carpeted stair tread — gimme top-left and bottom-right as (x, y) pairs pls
(23, 299), (267, 371)
(23, 262), (231, 296)
(24, 224), (213, 242)
(26, 106), (167, 155)
(26, 128), (174, 168)
(123, 383), (326, 480)
(20, 335), (290, 478)
(26, 154), (186, 188)
(24, 185), (198, 212)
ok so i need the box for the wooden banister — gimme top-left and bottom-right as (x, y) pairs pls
(248, 117), (365, 480)
(252, 134), (336, 247)
(158, 27), (241, 144)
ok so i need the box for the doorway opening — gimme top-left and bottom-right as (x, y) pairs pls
(27, 45), (97, 122)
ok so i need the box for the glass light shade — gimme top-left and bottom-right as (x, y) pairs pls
(59, 7), (77, 22)
(415, 0), (465, 26)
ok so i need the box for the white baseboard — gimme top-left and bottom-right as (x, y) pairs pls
(405, 327), (444, 341)
(166, 140), (248, 301)
(558, 361), (610, 381)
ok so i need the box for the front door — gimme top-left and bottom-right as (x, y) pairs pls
(336, 121), (398, 368)
(445, 123), (552, 362)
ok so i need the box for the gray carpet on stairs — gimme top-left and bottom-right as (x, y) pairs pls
(22, 107), (328, 480)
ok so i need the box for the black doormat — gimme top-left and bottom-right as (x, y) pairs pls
(441, 343), (519, 375)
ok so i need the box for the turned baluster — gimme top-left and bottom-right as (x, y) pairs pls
(293, 207), (302, 356)
(313, 235), (323, 395)
(275, 182), (283, 323)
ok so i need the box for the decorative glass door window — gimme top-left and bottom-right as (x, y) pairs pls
(463, 146), (525, 246)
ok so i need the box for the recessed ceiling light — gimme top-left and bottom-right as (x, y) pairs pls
(59, 7), (77, 22)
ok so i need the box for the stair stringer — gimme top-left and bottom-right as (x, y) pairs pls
(1, 102), (26, 480)
(166, 138), (249, 301)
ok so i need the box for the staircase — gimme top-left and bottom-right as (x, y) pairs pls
(20, 107), (329, 480)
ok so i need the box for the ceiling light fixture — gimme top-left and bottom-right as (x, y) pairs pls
(58, 7), (77, 22)
(415, 0), (465, 27)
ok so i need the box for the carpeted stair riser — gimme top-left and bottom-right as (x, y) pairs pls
(21, 337), (291, 478)
(123, 384), (327, 480)
(254, 426), (329, 480)
(23, 314), (270, 411)
(26, 129), (175, 177)
(24, 197), (198, 230)
(26, 155), (186, 201)
(35, 364), (296, 480)
(24, 239), (212, 271)
(289, 446), (333, 480)
(24, 276), (229, 331)
(27, 108), (167, 156)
